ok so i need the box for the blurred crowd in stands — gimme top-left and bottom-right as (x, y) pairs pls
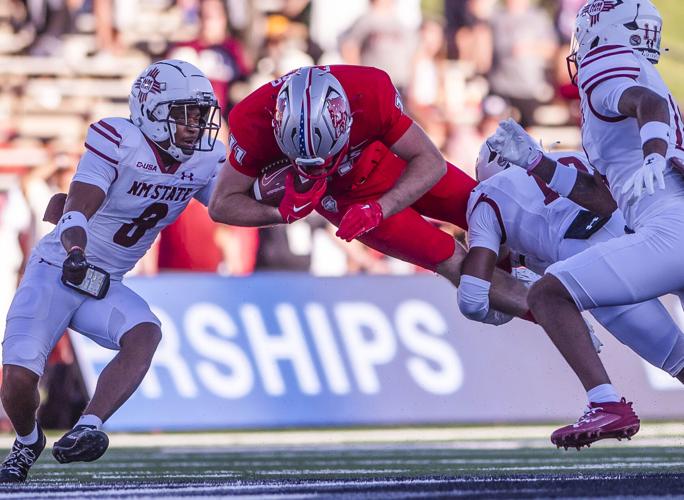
(0, 0), (588, 318)
(0, 0), (592, 427)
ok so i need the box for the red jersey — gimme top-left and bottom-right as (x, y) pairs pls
(227, 65), (413, 193)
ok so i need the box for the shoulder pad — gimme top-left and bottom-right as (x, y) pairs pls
(578, 45), (641, 93)
(85, 117), (143, 165)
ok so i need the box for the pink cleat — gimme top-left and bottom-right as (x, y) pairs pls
(551, 398), (640, 450)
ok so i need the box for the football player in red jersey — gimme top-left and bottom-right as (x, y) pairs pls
(209, 65), (528, 320)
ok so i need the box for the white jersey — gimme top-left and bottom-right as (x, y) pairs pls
(466, 152), (595, 274)
(35, 117), (226, 279)
(578, 44), (684, 229)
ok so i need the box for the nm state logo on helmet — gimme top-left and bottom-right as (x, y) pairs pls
(581, 0), (624, 26)
(133, 67), (165, 103)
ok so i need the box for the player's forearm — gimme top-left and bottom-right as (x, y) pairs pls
(488, 267), (530, 318)
(209, 193), (282, 227)
(532, 157), (616, 217)
(619, 86), (670, 158)
(378, 155), (446, 218)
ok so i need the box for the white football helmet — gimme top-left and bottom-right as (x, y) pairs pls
(475, 142), (510, 182)
(272, 66), (353, 179)
(568, 0), (662, 82)
(129, 59), (221, 162)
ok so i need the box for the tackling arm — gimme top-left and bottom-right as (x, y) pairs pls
(208, 163), (283, 227)
(530, 158), (617, 217)
(383, 123), (447, 218)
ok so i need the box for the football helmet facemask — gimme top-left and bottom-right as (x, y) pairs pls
(475, 141), (510, 182)
(129, 59), (221, 162)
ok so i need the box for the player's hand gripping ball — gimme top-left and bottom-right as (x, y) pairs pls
(62, 247), (88, 285)
(278, 170), (327, 224)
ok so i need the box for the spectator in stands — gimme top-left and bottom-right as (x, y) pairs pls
(169, 0), (251, 117)
(488, 0), (557, 127)
(554, 0), (585, 104)
(406, 17), (449, 151)
(339, 0), (418, 94)
(251, 14), (314, 87)
(452, 0), (495, 76)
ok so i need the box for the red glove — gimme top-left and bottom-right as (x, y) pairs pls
(278, 172), (326, 223)
(336, 201), (384, 242)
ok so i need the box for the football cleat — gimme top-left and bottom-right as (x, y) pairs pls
(52, 425), (109, 464)
(0, 425), (46, 482)
(551, 398), (640, 450)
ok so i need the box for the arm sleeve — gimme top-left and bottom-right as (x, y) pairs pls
(194, 160), (225, 206)
(72, 121), (121, 193)
(375, 70), (413, 146)
(467, 201), (503, 254)
(578, 47), (641, 117)
(591, 80), (642, 116)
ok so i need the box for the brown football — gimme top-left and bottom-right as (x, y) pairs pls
(251, 161), (312, 207)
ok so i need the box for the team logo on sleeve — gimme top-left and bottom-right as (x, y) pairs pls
(395, 90), (404, 112)
(581, 0), (623, 26)
(133, 67), (164, 103)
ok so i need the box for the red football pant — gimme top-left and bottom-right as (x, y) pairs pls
(318, 151), (476, 271)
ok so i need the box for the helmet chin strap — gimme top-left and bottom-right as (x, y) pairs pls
(158, 122), (194, 162)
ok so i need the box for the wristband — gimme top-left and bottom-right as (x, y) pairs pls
(548, 161), (579, 197)
(58, 211), (88, 238)
(457, 274), (491, 321)
(526, 150), (544, 172)
(640, 121), (670, 147)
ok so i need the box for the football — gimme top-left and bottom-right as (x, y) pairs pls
(251, 160), (312, 206)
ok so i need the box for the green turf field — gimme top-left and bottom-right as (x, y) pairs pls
(1, 426), (683, 498)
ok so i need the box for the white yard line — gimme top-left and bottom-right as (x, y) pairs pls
(0, 423), (682, 449)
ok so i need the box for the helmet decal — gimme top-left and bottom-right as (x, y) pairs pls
(133, 67), (164, 103)
(326, 90), (350, 141)
(581, 0), (624, 27)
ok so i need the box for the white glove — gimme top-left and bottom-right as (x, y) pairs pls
(621, 153), (666, 200)
(583, 316), (603, 354)
(486, 118), (543, 170)
(481, 308), (514, 326)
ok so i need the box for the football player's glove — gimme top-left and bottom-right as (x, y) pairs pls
(487, 119), (543, 171)
(62, 246), (88, 285)
(278, 172), (326, 223)
(336, 201), (384, 242)
(621, 153), (666, 200)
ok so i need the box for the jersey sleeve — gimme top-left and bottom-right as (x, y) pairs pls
(194, 145), (227, 206)
(73, 119), (121, 193)
(578, 46), (641, 118)
(374, 70), (414, 147)
(467, 195), (504, 254)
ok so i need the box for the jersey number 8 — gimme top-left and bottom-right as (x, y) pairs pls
(113, 202), (169, 247)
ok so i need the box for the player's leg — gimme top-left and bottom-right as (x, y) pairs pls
(52, 283), (161, 463)
(590, 301), (684, 380)
(318, 203), (529, 317)
(0, 257), (83, 481)
(530, 222), (684, 448)
(410, 160), (477, 229)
